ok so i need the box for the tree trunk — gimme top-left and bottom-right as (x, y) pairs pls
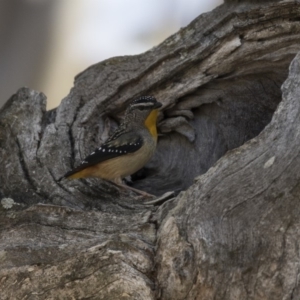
(1, 1), (300, 299)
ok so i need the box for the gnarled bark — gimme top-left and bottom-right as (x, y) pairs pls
(1, 1), (300, 299)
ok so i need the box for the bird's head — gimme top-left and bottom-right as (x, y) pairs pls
(125, 96), (162, 127)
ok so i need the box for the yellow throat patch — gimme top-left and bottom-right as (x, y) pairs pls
(144, 109), (159, 140)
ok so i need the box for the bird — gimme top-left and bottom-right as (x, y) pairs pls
(59, 96), (162, 196)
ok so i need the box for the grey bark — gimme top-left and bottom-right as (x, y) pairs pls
(1, 1), (300, 299)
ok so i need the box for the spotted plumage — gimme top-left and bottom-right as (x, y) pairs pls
(59, 96), (162, 184)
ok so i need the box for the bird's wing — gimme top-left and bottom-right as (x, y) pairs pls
(60, 132), (143, 180)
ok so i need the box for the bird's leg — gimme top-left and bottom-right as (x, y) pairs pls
(111, 178), (155, 198)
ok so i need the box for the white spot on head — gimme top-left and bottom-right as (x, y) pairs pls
(103, 149), (105, 152)
(98, 147), (102, 150)
(108, 149), (111, 152)
(91, 152), (95, 155)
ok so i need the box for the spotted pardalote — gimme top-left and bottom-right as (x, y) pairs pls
(60, 96), (162, 186)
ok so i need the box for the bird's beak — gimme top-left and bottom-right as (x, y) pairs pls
(153, 102), (163, 109)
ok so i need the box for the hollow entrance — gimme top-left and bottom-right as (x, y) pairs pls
(132, 73), (285, 196)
